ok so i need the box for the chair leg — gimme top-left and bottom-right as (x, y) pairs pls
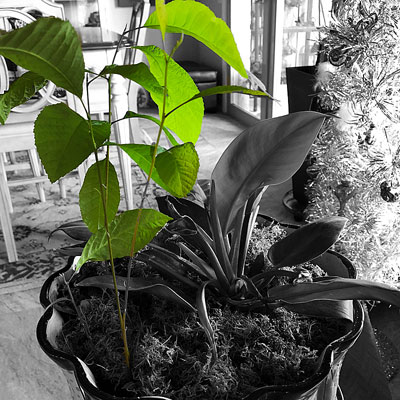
(28, 149), (46, 203)
(8, 151), (17, 164)
(112, 74), (133, 210)
(58, 178), (66, 199)
(0, 153), (13, 214)
(0, 168), (17, 262)
(78, 162), (88, 186)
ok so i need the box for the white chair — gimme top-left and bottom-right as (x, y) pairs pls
(0, 2), (66, 263)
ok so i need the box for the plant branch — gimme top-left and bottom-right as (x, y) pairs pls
(80, 94), (131, 366)
(122, 36), (171, 323)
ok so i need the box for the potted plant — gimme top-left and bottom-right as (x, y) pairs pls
(0, 1), (399, 399)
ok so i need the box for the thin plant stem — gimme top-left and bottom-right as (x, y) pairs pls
(122, 43), (171, 319)
(62, 273), (91, 339)
(79, 96), (131, 366)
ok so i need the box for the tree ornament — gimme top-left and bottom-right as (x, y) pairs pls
(380, 181), (400, 203)
(333, 180), (357, 216)
(358, 123), (375, 145)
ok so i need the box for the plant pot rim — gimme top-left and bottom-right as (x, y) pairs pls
(37, 256), (364, 399)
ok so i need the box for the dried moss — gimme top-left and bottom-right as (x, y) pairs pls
(55, 223), (349, 398)
(57, 290), (348, 399)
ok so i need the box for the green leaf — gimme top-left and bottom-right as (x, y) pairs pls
(92, 120), (112, 147)
(138, 45), (204, 143)
(77, 275), (196, 312)
(76, 209), (171, 269)
(155, 143), (199, 197)
(156, 0), (168, 40)
(267, 217), (347, 268)
(268, 277), (400, 308)
(100, 63), (164, 98)
(144, 0), (247, 78)
(211, 111), (327, 234)
(115, 142), (198, 197)
(0, 71), (46, 124)
(34, 103), (111, 182)
(114, 142), (166, 186)
(79, 160), (120, 233)
(0, 18), (84, 97)
(123, 111), (178, 145)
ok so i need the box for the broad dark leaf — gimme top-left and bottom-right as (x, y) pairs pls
(58, 243), (85, 256)
(196, 281), (217, 360)
(165, 215), (198, 236)
(77, 275), (195, 312)
(268, 217), (347, 268)
(49, 220), (91, 241)
(211, 112), (327, 234)
(268, 277), (400, 308)
(281, 299), (354, 321)
(156, 195), (211, 235)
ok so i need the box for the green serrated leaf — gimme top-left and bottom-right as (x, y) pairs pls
(100, 63), (164, 98)
(144, 0), (247, 78)
(113, 142), (166, 186)
(34, 103), (111, 182)
(138, 45), (204, 143)
(79, 160), (120, 233)
(156, 0), (168, 40)
(76, 209), (172, 269)
(0, 18), (84, 97)
(155, 143), (199, 197)
(0, 71), (46, 124)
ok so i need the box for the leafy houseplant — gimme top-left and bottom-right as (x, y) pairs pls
(0, 1), (399, 399)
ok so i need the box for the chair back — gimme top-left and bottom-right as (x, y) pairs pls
(0, 2), (66, 113)
(0, 0), (64, 19)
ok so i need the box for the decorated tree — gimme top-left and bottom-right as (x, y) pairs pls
(305, 0), (400, 284)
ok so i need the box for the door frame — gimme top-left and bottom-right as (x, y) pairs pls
(224, 0), (278, 125)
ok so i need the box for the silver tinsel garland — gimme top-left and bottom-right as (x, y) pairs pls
(305, 0), (400, 284)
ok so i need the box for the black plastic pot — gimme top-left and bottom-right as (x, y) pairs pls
(37, 254), (364, 400)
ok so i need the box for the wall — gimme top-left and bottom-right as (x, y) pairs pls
(97, 0), (230, 92)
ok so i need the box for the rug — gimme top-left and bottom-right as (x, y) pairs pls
(0, 151), (162, 287)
